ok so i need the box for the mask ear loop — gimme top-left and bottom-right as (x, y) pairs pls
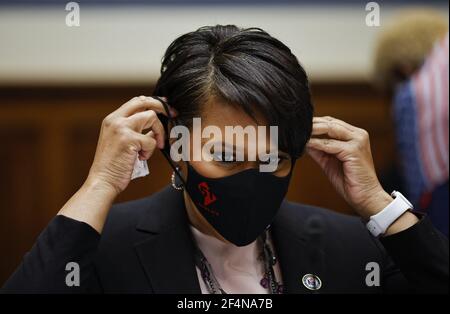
(289, 156), (297, 173)
(152, 96), (188, 188)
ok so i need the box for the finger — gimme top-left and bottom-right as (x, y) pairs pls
(127, 110), (165, 149)
(306, 147), (329, 170)
(135, 133), (157, 160)
(313, 116), (357, 132)
(168, 106), (178, 118)
(115, 96), (168, 118)
(312, 121), (354, 141)
(152, 96), (178, 118)
(307, 138), (349, 155)
(131, 109), (165, 133)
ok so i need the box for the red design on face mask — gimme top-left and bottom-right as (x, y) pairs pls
(198, 182), (217, 206)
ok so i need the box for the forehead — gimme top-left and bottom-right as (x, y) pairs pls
(199, 97), (268, 130)
(192, 97), (280, 154)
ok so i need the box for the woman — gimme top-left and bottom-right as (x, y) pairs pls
(2, 25), (448, 294)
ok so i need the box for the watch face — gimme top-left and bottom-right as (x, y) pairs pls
(395, 191), (413, 209)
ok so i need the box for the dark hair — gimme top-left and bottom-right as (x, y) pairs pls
(153, 25), (313, 158)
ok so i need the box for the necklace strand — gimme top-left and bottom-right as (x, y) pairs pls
(193, 229), (284, 294)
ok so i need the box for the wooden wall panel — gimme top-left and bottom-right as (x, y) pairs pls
(0, 126), (43, 283)
(0, 83), (395, 285)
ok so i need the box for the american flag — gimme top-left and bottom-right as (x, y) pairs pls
(393, 33), (449, 234)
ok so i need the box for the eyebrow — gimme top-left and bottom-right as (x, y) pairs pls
(200, 139), (241, 151)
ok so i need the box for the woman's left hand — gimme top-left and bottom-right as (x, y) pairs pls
(306, 116), (394, 220)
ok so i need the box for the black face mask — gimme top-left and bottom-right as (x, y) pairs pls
(154, 96), (294, 246)
(181, 162), (294, 246)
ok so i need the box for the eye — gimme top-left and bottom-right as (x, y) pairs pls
(212, 151), (236, 163)
(259, 155), (290, 166)
(260, 158), (280, 165)
(259, 155), (281, 164)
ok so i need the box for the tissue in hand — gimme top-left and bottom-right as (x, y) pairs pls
(131, 156), (149, 180)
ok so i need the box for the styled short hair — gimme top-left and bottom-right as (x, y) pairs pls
(154, 25), (313, 158)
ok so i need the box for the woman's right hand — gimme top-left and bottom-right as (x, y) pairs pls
(86, 96), (169, 197)
(58, 96), (171, 233)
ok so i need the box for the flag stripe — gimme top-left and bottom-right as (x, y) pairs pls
(412, 33), (449, 189)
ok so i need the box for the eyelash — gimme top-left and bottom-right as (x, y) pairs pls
(212, 152), (236, 163)
(212, 152), (287, 165)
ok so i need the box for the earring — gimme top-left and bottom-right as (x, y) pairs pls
(171, 167), (184, 191)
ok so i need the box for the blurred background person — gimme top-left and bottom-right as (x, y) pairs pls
(373, 9), (449, 236)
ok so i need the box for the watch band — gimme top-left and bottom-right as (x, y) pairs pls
(366, 191), (413, 237)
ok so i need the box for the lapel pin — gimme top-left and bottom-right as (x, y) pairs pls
(302, 274), (322, 291)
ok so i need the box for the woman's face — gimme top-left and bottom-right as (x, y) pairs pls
(171, 97), (293, 242)
(176, 98), (292, 179)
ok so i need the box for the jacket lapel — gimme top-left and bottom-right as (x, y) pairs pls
(133, 187), (201, 294)
(132, 187), (328, 294)
(271, 202), (328, 294)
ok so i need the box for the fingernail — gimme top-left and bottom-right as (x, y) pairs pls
(169, 107), (177, 117)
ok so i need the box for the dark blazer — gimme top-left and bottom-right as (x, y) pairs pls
(2, 186), (448, 293)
